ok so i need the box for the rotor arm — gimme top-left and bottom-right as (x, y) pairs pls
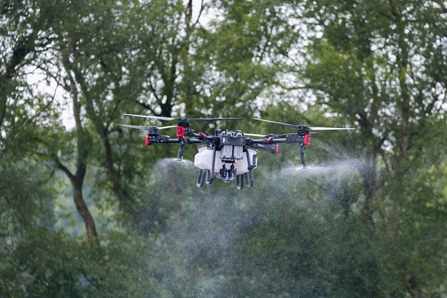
(250, 136), (309, 168)
(251, 143), (278, 154)
(189, 132), (215, 144)
(147, 135), (178, 146)
(248, 138), (287, 145)
(147, 134), (202, 146)
(254, 135), (306, 145)
(244, 137), (284, 154)
(176, 136), (206, 159)
(246, 134), (310, 168)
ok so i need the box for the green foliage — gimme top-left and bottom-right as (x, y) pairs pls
(300, 0), (447, 296)
(0, 155), (53, 237)
(2, 0), (447, 297)
(0, 154), (81, 297)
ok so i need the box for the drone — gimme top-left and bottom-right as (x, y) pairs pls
(119, 114), (353, 190)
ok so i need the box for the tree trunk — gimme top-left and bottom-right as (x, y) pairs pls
(56, 160), (99, 247)
(72, 65), (148, 236)
(55, 61), (98, 247)
(101, 129), (148, 236)
(72, 179), (98, 241)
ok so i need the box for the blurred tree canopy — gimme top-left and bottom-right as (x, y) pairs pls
(1, 0), (447, 297)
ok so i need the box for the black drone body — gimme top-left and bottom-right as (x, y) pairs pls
(119, 114), (353, 190)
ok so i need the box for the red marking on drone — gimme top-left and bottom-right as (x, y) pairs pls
(177, 126), (185, 137)
(146, 135), (150, 146)
(304, 134), (311, 146)
(274, 144), (278, 154)
(267, 137), (273, 143)
(199, 132), (206, 138)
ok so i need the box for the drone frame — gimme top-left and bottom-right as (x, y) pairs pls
(120, 115), (353, 189)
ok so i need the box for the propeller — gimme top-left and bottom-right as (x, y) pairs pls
(118, 124), (177, 131)
(244, 133), (290, 138)
(308, 127), (353, 131)
(124, 114), (174, 121)
(252, 118), (298, 128)
(244, 133), (269, 138)
(252, 118), (354, 131)
(190, 117), (244, 122)
(244, 132), (319, 138)
(124, 114), (243, 122)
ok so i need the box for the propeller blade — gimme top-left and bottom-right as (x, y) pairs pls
(124, 114), (243, 122)
(245, 133), (300, 138)
(253, 118), (354, 131)
(118, 124), (151, 131)
(309, 127), (354, 131)
(244, 133), (267, 138)
(119, 124), (176, 131)
(124, 113), (175, 121)
(272, 132), (319, 137)
(158, 125), (177, 130)
(252, 118), (298, 128)
(190, 117), (244, 122)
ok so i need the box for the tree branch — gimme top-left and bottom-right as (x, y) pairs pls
(378, 147), (393, 173)
(135, 99), (158, 116)
(193, 0), (206, 27)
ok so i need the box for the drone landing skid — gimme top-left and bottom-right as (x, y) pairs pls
(197, 169), (210, 187)
(236, 171), (254, 190)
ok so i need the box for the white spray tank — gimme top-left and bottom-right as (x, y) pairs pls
(194, 145), (257, 176)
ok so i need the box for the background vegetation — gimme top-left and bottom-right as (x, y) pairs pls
(1, 0), (447, 297)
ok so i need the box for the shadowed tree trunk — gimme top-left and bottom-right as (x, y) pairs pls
(56, 160), (98, 245)
(101, 129), (148, 236)
(52, 59), (98, 246)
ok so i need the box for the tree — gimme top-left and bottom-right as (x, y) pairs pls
(56, 0), (301, 236)
(0, 0), (62, 133)
(49, 0), (162, 236)
(134, 0), (298, 121)
(34, 51), (99, 244)
(298, 0), (447, 295)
